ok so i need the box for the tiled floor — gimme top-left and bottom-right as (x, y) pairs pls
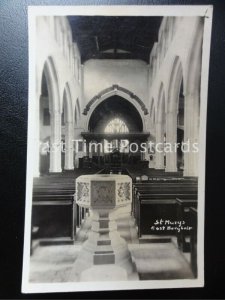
(30, 172), (196, 283)
(30, 230), (193, 283)
(128, 243), (193, 280)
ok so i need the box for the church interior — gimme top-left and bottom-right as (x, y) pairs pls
(29, 14), (203, 283)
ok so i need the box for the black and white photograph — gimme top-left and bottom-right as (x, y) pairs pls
(22, 5), (213, 293)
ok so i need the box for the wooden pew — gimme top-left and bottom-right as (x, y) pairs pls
(32, 188), (90, 242)
(176, 198), (198, 252)
(32, 196), (76, 243)
(32, 179), (76, 244)
(31, 169), (100, 247)
(190, 207), (198, 277)
(133, 182), (197, 198)
(133, 179), (197, 237)
(134, 192), (196, 221)
(132, 179), (197, 199)
(134, 186), (197, 199)
(136, 198), (176, 237)
(135, 196), (197, 238)
(132, 182), (197, 215)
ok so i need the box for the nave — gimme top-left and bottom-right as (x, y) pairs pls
(29, 14), (202, 284)
(30, 167), (197, 282)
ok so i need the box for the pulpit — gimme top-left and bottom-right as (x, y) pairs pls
(71, 174), (137, 281)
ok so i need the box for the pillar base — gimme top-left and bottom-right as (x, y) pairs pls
(165, 167), (177, 173)
(155, 166), (165, 170)
(49, 169), (62, 173)
(183, 170), (198, 177)
(64, 167), (74, 171)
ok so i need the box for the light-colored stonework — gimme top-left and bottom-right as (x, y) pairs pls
(70, 174), (138, 281)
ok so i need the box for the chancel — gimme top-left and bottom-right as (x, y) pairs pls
(30, 14), (203, 283)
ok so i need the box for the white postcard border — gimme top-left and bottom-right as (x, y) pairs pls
(22, 4), (213, 293)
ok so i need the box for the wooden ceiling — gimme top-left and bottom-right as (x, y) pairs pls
(67, 16), (162, 63)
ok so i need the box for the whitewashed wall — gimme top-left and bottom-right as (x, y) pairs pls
(83, 59), (149, 106)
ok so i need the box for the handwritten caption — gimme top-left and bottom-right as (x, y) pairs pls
(151, 219), (192, 233)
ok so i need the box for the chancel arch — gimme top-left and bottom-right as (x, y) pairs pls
(88, 96), (143, 133)
(84, 85), (147, 132)
(83, 95), (148, 167)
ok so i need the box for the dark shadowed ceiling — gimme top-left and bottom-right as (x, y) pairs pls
(67, 16), (162, 63)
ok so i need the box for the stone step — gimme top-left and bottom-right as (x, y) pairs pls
(93, 244), (113, 252)
(97, 240), (111, 246)
(139, 235), (172, 243)
(39, 237), (75, 246)
(93, 251), (115, 265)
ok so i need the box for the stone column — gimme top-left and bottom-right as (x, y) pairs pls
(73, 127), (83, 169)
(152, 56), (156, 79)
(64, 121), (74, 170)
(165, 111), (178, 172)
(97, 139), (101, 167)
(143, 138), (151, 168)
(49, 110), (62, 173)
(155, 121), (165, 169)
(86, 139), (90, 158)
(183, 91), (199, 177)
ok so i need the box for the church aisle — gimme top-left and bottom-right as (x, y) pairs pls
(30, 237), (193, 282)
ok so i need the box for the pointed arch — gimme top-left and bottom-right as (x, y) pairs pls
(40, 56), (61, 173)
(43, 56), (60, 113)
(62, 82), (73, 123)
(83, 85), (148, 116)
(185, 18), (204, 98)
(84, 85), (147, 131)
(167, 56), (183, 114)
